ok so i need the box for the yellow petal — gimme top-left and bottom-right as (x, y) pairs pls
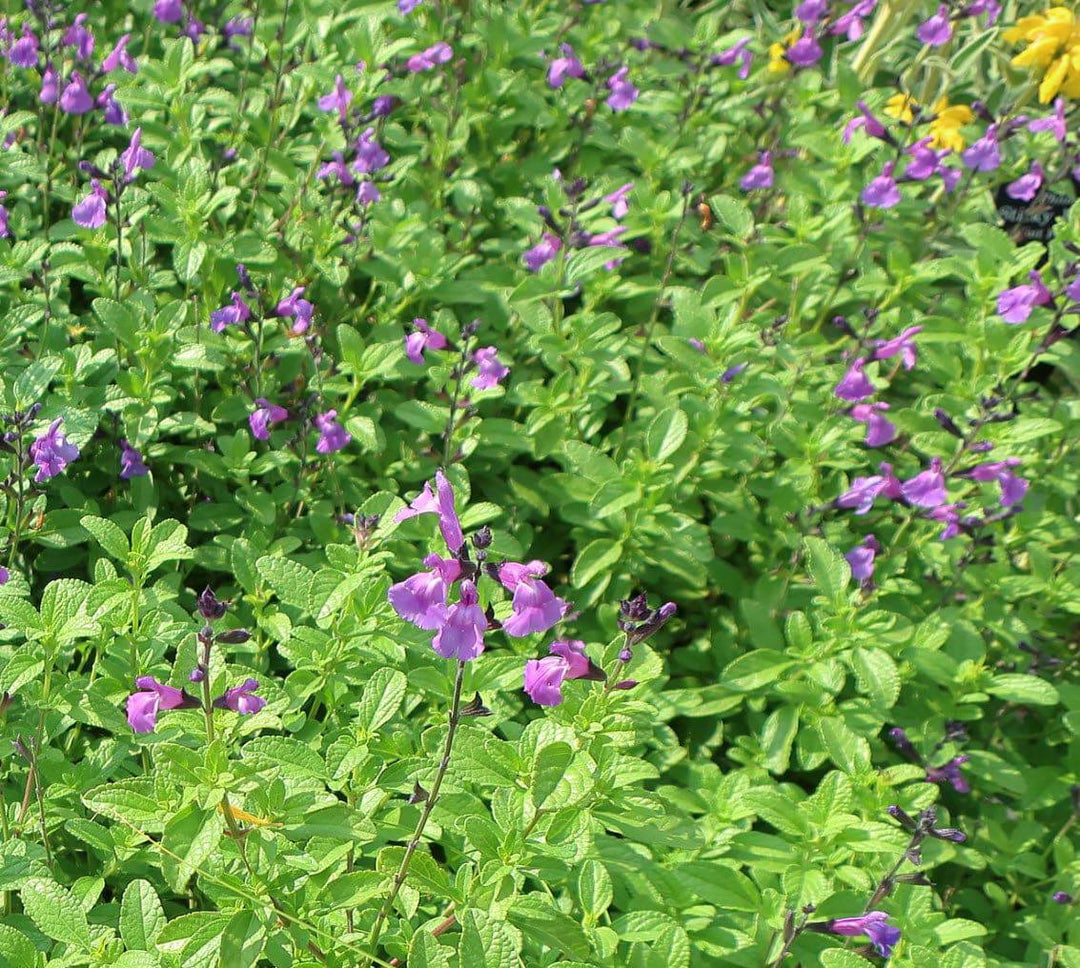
(1040, 54), (1069, 102)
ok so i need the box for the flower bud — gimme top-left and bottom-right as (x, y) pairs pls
(197, 586), (228, 621)
(215, 628), (251, 645)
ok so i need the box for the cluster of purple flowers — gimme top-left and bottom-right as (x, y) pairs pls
(915, 0), (1000, 47)
(889, 725), (972, 793)
(997, 264), (1080, 325)
(545, 45), (638, 112)
(403, 318), (509, 391)
(71, 127), (155, 229)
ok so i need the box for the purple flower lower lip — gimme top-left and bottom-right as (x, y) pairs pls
(213, 679), (266, 715)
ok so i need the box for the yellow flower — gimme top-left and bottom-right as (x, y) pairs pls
(928, 96), (974, 151)
(884, 93), (917, 123)
(768, 29), (802, 74)
(1004, 7), (1080, 102)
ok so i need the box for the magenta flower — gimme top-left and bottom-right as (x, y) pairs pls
(59, 71), (93, 114)
(873, 325), (922, 369)
(30, 418), (79, 482)
(119, 439), (149, 479)
(97, 84), (127, 125)
(850, 402), (896, 447)
(604, 183), (634, 219)
(0, 191), (9, 238)
(471, 347), (509, 390)
(249, 399), (288, 440)
(399, 0), (424, 12)
(318, 74), (353, 122)
(274, 286), (314, 334)
(388, 554), (462, 629)
(72, 181), (108, 229)
(407, 41), (452, 73)
(39, 65), (58, 105)
(210, 292), (252, 332)
(786, 35), (823, 66)
(795, 0), (828, 21)
(739, 151), (773, 191)
(900, 457), (947, 508)
(314, 410), (351, 454)
(394, 470), (464, 552)
(127, 676), (198, 733)
(405, 318), (448, 364)
(712, 37), (752, 79)
(8, 26), (38, 68)
(548, 44), (585, 87)
(353, 127), (390, 174)
(961, 129), (1000, 171)
(836, 463), (901, 514)
(121, 127), (155, 182)
(928, 502), (965, 539)
(432, 579), (487, 660)
(845, 534), (879, 583)
(154, 0), (184, 23)
(0, 567), (8, 585)
(830, 0), (876, 40)
(1006, 161), (1044, 202)
(523, 656), (570, 706)
(606, 67), (638, 111)
(317, 152), (355, 186)
(926, 754), (970, 793)
(904, 137), (946, 181)
(834, 357), (875, 401)
(63, 14), (94, 61)
(103, 34), (137, 73)
(1029, 98), (1066, 142)
(970, 458), (1028, 506)
(357, 181), (381, 205)
(827, 912), (901, 959)
(861, 161), (901, 208)
(550, 639), (596, 679)
(524, 233), (561, 272)
(997, 271), (1053, 324)
(917, 4), (953, 45)
(499, 560), (569, 637)
(213, 679), (266, 715)
(843, 100), (889, 143)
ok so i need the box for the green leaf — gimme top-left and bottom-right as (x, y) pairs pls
(985, 673), (1059, 706)
(256, 556), (315, 610)
(804, 536), (850, 602)
(532, 741), (574, 808)
(0, 924), (39, 968)
(20, 877), (91, 949)
(120, 879), (166, 950)
(507, 894), (592, 959)
(14, 359), (62, 409)
(241, 736), (326, 780)
(83, 778), (167, 832)
(161, 804), (224, 892)
(143, 519), (193, 571)
(576, 860), (613, 920)
(722, 650), (795, 692)
(646, 408), (689, 462)
(410, 930), (453, 968)
(219, 910), (265, 968)
(357, 668), (407, 733)
(80, 514), (130, 561)
(818, 717), (871, 774)
(849, 648), (900, 709)
(572, 538), (623, 587)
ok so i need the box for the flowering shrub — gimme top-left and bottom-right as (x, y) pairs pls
(0, 0), (1077, 965)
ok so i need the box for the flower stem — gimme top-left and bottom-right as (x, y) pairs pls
(367, 660), (467, 964)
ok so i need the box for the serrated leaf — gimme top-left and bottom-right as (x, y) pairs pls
(120, 879), (166, 950)
(985, 673), (1058, 706)
(80, 514), (130, 561)
(646, 408), (688, 462)
(804, 536), (850, 602)
(241, 736), (326, 780)
(357, 668), (407, 733)
(532, 741), (574, 808)
(20, 877), (91, 949)
(161, 804), (224, 892)
(256, 556), (315, 610)
(219, 910), (265, 968)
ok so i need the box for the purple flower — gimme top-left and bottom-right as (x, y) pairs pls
(103, 33), (137, 73)
(721, 363), (748, 382)
(407, 41), (452, 73)
(154, 0), (184, 23)
(30, 418), (79, 482)
(39, 64), (58, 105)
(830, 0), (877, 40)
(121, 127), (155, 182)
(796, 0), (829, 22)
(1053, 892), (1073, 904)
(119, 439), (149, 479)
(712, 37), (752, 79)
(928, 501), (965, 540)
(861, 161), (901, 208)
(59, 71), (93, 114)
(96, 84), (127, 125)
(357, 180), (381, 205)
(843, 100), (889, 143)
(181, 15), (206, 42)
(926, 754), (970, 793)
(314, 410), (351, 454)
(0, 191), (9, 238)
(917, 4), (952, 45)
(606, 67), (638, 111)
(687, 338), (706, 353)
(394, 470), (464, 552)
(498, 560), (569, 637)
(604, 183), (633, 219)
(432, 579), (486, 660)
(63, 14), (94, 61)
(786, 35), (823, 67)
(353, 127), (390, 174)
(961, 129), (1000, 171)
(371, 95), (399, 118)
(997, 271), (1053, 324)
(317, 152), (355, 186)
(969, 458), (1028, 506)
(845, 534), (879, 583)
(836, 463), (901, 514)
(964, 0), (1000, 25)
(550, 639), (599, 679)
(471, 346), (509, 390)
(223, 17), (253, 45)
(524, 233), (562, 272)
(904, 137), (947, 181)
(210, 291), (252, 332)
(8, 26), (38, 68)
(72, 180), (108, 229)
(389, 554), (462, 630)
(739, 151), (773, 191)
(405, 318), (448, 364)
(274, 286), (314, 334)
(834, 357), (875, 401)
(827, 912), (901, 959)
(0, 567), (8, 585)
(213, 679), (266, 715)
(548, 44), (585, 87)
(523, 655), (570, 706)
(1029, 98), (1066, 142)
(850, 402), (896, 447)
(873, 325), (922, 369)
(1006, 161), (1044, 202)
(399, 0), (424, 12)
(900, 457), (947, 508)
(127, 676), (198, 733)
(249, 399), (288, 440)
(318, 74), (352, 122)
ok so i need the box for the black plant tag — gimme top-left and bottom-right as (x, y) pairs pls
(995, 184), (1075, 245)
